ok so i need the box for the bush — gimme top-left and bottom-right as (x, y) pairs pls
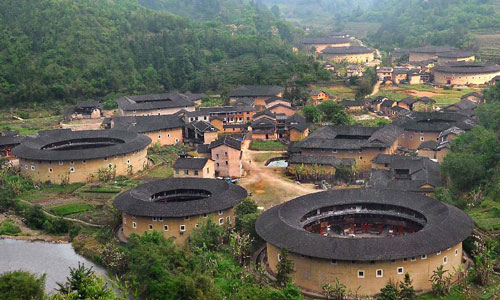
(0, 270), (46, 300)
(0, 220), (22, 236)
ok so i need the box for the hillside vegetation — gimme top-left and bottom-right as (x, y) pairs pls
(0, 0), (328, 106)
(362, 0), (500, 50)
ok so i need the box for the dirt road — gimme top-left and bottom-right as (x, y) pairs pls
(237, 140), (318, 209)
(369, 80), (382, 97)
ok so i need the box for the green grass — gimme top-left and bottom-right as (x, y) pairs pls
(374, 84), (480, 107)
(316, 84), (357, 100)
(49, 203), (93, 216)
(0, 113), (61, 136)
(201, 97), (225, 107)
(41, 183), (85, 194)
(466, 199), (500, 231)
(146, 165), (174, 178)
(253, 152), (285, 163)
(249, 140), (286, 151)
(0, 220), (22, 236)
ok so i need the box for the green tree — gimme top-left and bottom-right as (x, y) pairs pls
(317, 101), (351, 125)
(377, 282), (398, 300)
(398, 273), (416, 300)
(55, 263), (117, 300)
(483, 83), (500, 102)
(189, 219), (225, 251)
(275, 249), (294, 288)
(430, 265), (452, 296)
(321, 278), (347, 300)
(0, 270), (46, 300)
(302, 105), (321, 123)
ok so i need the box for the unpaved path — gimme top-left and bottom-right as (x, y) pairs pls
(237, 140), (318, 209)
(369, 80), (382, 97)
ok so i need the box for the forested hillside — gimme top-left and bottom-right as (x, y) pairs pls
(0, 0), (328, 106)
(362, 0), (500, 50)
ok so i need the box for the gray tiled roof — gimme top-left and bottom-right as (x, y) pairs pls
(256, 188), (473, 261)
(110, 115), (185, 133)
(12, 130), (151, 161)
(393, 111), (475, 132)
(173, 157), (209, 170)
(322, 46), (374, 55)
(116, 93), (195, 111)
(209, 136), (242, 150)
(302, 37), (351, 45)
(114, 178), (247, 217)
(288, 154), (354, 166)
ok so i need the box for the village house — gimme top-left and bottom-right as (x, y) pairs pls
(339, 99), (368, 112)
(228, 85), (284, 110)
(264, 96), (291, 109)
(393, 111), (475, 150)
(460, 92), (483, 103)
(433, 62), (500, 85)
(291, 124), (403, 172)
(267, 103), (296, 117)
(251, 117), (278, 140)
(209, 136), (243, 178)
(64, 101), (103, 121)
(302, 37), (352, 53)
(442, 99), (478, 117)
(417, 126), (465, 163)
(377, 67), (393, 82)
(285, 114), (310, 142)
(370, 154), (441, 193)
(409, 45), (457, 62)
(173, 157), (215, 178)
(116, 93), (198, 116)
(185, 120), (219, 145)
(346, 65), (364, 78)
(436, 50), (475, 64)
(321, 46), (375, 64)
(380, 99), (396, 116)
(397, 97), (436, 112)
(309, 90), (331, 105)
(104, 115), (185, 147)
(180, 105), (255, 124)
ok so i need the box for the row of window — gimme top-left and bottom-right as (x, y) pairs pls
(175, 168), (210, 176)
(27, 161), (125, 173)
(150, 210), (224, 222)
(132, 216), (230, 232)
(157, 135), (179, 143)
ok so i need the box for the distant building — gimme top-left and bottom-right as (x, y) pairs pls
(433, 62), (500, 85)
(104, 115), (185, 147)
(321, 46), (375, 64)
(409, 46), (457, 62)
(370, 154), (441, 193)
(228, 85), (284, 109)
(251, 117), (277, 140)
(116, 93), (198, 116)
(437, 50), (475, 64)
(64, 101), (102, 121)
(0, 132), (25, 157)
(173, 157), (215, 178)
(339, 99), (368, 112)
(209, 136), (243, 178)
(302, 37), (351, 53)
(377, 67), (393, 81)
(346, 65), (364, 78)
(185, 120), (219, 145)
(309, 90), (331, 105)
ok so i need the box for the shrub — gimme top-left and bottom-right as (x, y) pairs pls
(0, 270), (46, 300)
(0, 220), (22, 236)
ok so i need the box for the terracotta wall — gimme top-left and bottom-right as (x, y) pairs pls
(269, 105), (296, 117)
(323, 52), (375, 64)
(211, 145), (242, 178)
(307, 43), (351, 53)
(122, 208), (234, 244)
(437, 56), (475, 64)
(267, 242), (463, 296)
(144, 128), (183, 147)
(289, 128), (309, 142)
(398, 131), (440, 150)
(19, 148), (148, 184)
(434, 71), (500, 85)
(409, 53), (437, 62)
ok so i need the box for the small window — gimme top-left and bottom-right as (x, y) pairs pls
(203, 213), (208, 218)
(216, 154), (219, 159)
(59, 161), (64, 165)
(357, 270), (365, 278)
(82, 160), (86, 164)
(132, 222), (137, 229)
(420, 136), (424, 141)
(127, 159), (130, 164)
(436, 251), (441, 255)
(359, 156), (363, 160)
(184, 216), (190, 221)
(148, 224), (153, 230)
(158, 135), (161, 139)
(443, 256), (448, 264)
(225, 152), (228, 156)
(175, 138), (179, 143)
(206, 168), (210, 174)
(70, 161), (74, 165)
(104, 157), (108, 161)
(216, 163), (219, 167)
(376, 269), (383, 278)
(108, 163), (113, 168)
(167, 134), (170, 138)
(24, 164), (28, 169)
(278, 254), (282, 262)
(226, 216), (231, 223)
(184, 170), (189, 175)
(31, 165), (35, 171)
(194, 170), (199, 176)
(411, 257), (416, 262)
(175, 170), (180, 174)
(195, 224), (200, 229)
(164, 225), (169, 231)
(49, 168), (53, 173)
(421, 254), (427, 260)
(218, 210), (223, 215)
(397, 267), (404, 275)
(331, 260), (337, 265)
(69, 167), (75, 173)
(158, 217), (163, 222)
(152, 217), (157, 222)
(225, 161), (228, 165)
(455, 249), (459, 256)
(403, 258), (408, 261)
(180, 225), (186, 232)
(219, 218), (224, 225)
